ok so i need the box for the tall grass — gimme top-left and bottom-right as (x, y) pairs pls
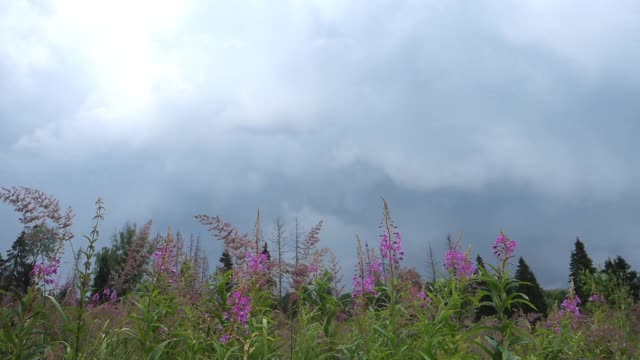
(0, 190), (638, 359)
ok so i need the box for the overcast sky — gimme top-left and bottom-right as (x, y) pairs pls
(2, 0), (640, 289)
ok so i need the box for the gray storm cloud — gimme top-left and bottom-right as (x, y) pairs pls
(1, 0), (639, 288)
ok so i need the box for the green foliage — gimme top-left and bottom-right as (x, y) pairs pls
(604, 256), (640, 300)
(71, 198), (105, 359)
(515, 257), (547, 316)
(1, 227), (58, 295)
(1, 193), (639, 359)
(569, 237), (596, 302)
(475, 260), (534, 359)
(92, 224), (135, 292)
(218, 251), (233, 274)
(543, 288), (567, 311)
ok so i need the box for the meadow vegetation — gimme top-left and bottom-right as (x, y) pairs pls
(1, 186), (639, 359)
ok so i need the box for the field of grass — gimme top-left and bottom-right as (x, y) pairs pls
(1, 188), (639, 359)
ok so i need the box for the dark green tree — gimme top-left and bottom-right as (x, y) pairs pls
(92, 247), (119, 294)
(569, 237), (595, 302)
(261, 242), (271, 261)
(0, 252), (5, 274)
(1, 227), (58, 294)
(1, 231), (34, 294)
(92, 222), (152, 297)
(91, 224), (136, 295)
(515, 257), (548, 316)
(603, 256), (639, 300)
(219, 250), (233, 273)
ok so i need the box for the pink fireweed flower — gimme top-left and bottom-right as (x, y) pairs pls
(352, 273), (377, 298)
(88, 288), (118, 310)
(224, 291), (252, 327)
(153, 245), (177, 277)
(308, 264), (318, 274)
(31, 257), (60, 286)
(246, 252), (268, 274)
(102, 287), (117, 301)
(417, 291), (432, 306)
(560, 294), (581, 317)
(380, 232), (404, 265)
(352, 257), (384, 298)
(588, 293), (606, 303)
(219, 334), (231, 345)
(368, 256), (384, 279)
(493, 231), (517, 260)
(444, 248), (475, 279)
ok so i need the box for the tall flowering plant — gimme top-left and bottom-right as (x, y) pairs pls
(153, 243), (178, 284)
(218, 250), (270, 344)
(560, 280), (581, 318)
(31, 256), (61, 288)
(378, 198), (404, 293)
(352, 236), (384, 300)
(380, 232), (404, 268)
(493, 230), (517, 274)
(444, 246), (476, 280)
(475, 231), (534, 359)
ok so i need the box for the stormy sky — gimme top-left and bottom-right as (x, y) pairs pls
(2, 0), (640, 289)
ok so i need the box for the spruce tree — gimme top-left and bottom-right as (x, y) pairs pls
(515, 257), (548, 316)
(219, 251), (233, 273)
(92, 223), (139, 296)
(569, 237), (595, 302)
(262, 242), (271, 261)
(604, 256), (639, 300)
(1, 232), (35, 294)
(1, 228), (58, 294)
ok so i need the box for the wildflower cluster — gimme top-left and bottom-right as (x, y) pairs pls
(308, 263), (318, 274)
(31, 257), (60, 286)
(246, 251), (268, 274)
(493, 231), (517, 260)
(352, 255), (384, 298)
(221, 290), (252, 343)
(417, 290), (432, 306)
(88, 288), (118, 310)
(588, 293), (606, 303)
(380, 231), (404, 265)
(444, 247), (475, 279)
(153, 244), (177, 278)
(560, 295), (581, 317)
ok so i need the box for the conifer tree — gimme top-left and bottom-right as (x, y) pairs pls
(92, 223), (137, 294)
(0, 252), (5, 283)
(515, 257), (548, 316)
(604, 256), (639, 300)
(262, 242), (271, 261)
(1, 232), (34, 294)
(1, 227), (58, 294)
(219, 251), (233, 273)
(569, 237), (596, 302)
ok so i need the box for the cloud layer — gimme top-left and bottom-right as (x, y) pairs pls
(2, 0), (640, 288)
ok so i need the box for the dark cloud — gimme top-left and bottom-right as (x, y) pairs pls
(1, 0), (639, 288)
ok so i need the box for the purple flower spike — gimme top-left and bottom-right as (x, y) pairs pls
(588, 293), (606, 303)
(560, 295), (581, 317)
(492, 232), (517, 260)
(31, 257), (61, 287)
(444, 248), (475, 279)
(380, 231), (404, 265)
